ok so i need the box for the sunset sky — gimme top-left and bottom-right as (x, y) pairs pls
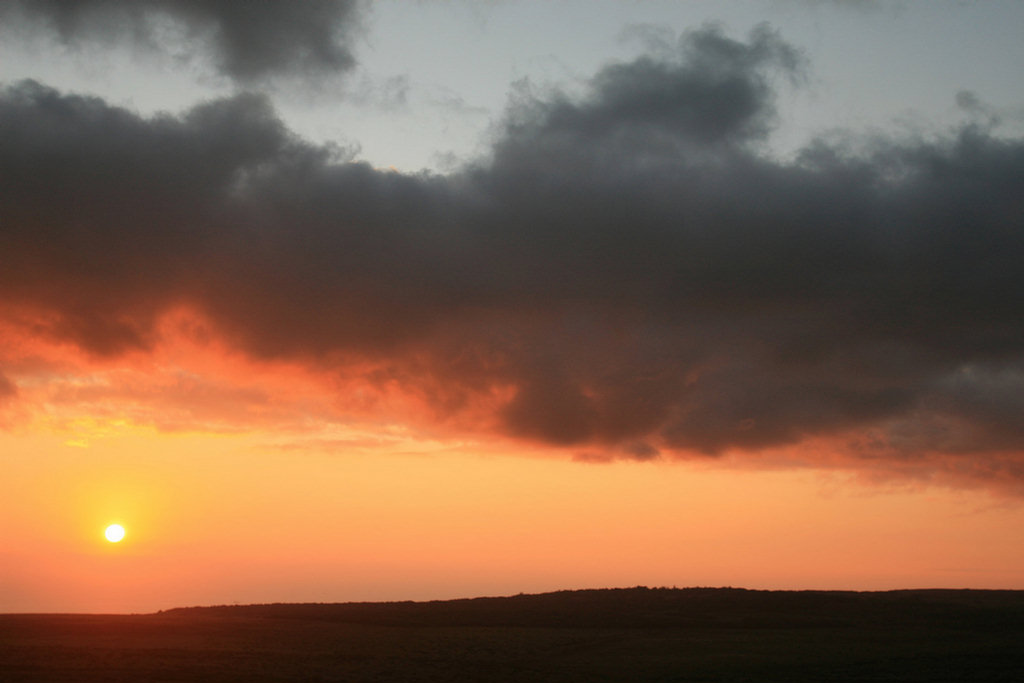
(2, 0), (1024, 614)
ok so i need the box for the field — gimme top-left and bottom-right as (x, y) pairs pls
(2, 587), (1023, 682)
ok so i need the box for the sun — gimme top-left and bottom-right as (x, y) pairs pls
(104, 524), (126, 543)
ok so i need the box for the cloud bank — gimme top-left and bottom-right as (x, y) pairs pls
(2, 26), (1022, 484)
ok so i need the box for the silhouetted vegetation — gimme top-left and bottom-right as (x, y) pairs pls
(3, 587), (1023, 681)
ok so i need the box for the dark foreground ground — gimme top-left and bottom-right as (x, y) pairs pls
(2, 587), (1023, 682)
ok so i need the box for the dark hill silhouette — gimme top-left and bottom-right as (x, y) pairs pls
(164, 586), (1024, 629)
(4, 587), (1024, 682)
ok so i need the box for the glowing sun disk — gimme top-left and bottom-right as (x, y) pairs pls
(105, 524), (125, 543)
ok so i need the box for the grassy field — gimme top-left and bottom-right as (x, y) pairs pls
(2, 587), (1023, 682)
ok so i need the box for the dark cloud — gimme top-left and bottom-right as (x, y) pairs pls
(494, 24), (804, 167)
(955, 90), (1001, 129)
(0, 374), (17, 402)
(2, 26), (1023, 482)
(0, 0), (363, 83)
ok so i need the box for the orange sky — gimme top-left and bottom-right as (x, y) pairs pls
(3, 315), (1023, 614)
(2, 2), (1024, 614)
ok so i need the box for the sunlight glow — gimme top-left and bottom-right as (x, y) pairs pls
(104, 524), (125, 543)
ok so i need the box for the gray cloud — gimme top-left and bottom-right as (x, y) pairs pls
(1, 26), (1022, 483)
(0, 0), (364, 83)
(774, 0), (884, 9)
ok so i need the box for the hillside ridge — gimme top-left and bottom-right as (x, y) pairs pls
(161, 586), (1024, 629)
